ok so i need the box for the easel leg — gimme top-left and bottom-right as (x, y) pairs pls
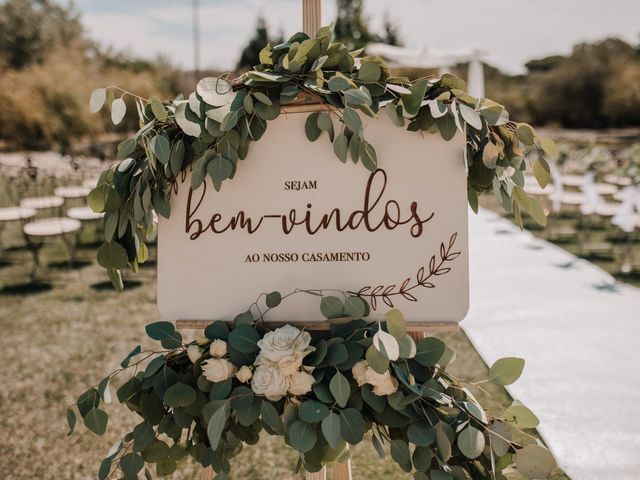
(306, 468), (326, 480)
(334, 460), (352, 479)
(198, 466), (214, 480)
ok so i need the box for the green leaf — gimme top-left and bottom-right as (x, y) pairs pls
(458, 426), (485, 459)
(333, 133), (349, 162)
(482, 142), (499, 169)
(390, 439), (411, 471)
(111, 97), (126, 125)
(197, 77), (233, 107)
(163, 382), (197, 408)
(539, 137), (559, 160)
(515, 445), (557, 479)
(317, 111), (333, 131)
(149, 97), (168, 121)
(97, 242), (129, 269)
(328, 76), (350, 92)
(153, 135), (171, 165)
(344, 296), (366, 318)
(320, 296), (344, 319)
(266, 291), (282, 308)
(412, 446), (433, 471)
(516, 123), (535, 146)
(252, 92), (273, 105)
(261, 401), (283, 433)
(234, 311), (254, 327)
(175, 102), (202, 137)
(321, 412), (341, 449)
(373, 329), (399, 361)
(435, 422), (452, 462)
(415, 337), (445, 366)
(305, 112), (322, 141)
(360, 141), (377, 171)
(120, 345), (141, 368)
(329, 371), (350, 408)
(358, 61), (381, 83)
(220, 110), (239, 132)
(153, 367), (179, 397)
(84, 407), (108, 435)
(66, 408), (76, 436)
(207, 156), (234, 192)
(489, 357), (525, 386)
(371, 433), (386, 459)
(533, 157), (551, 189)
(343, 107), (363, 133)
(343, 88), (371, 106)
(289, 419), (318, 453)
(385, 309), (406, 339)
(438, 113), (457, 141)
(156, 458), (177, 477)
(207, 402), (229, 450)
(458, 103), (482, 130)
(299, 400), (330, 423)
(228, 324), (260, 353)
(133, 422), (155, 452)
(145, 321), (176, 341)
(407, 421), (435, 447)
(503, 404), (539, 428)
(339, 408), (365, 444)
(385, 103), (404, 127)
(397, 335), (416, 359)
(365, 345), (389, 374)
(119, 453), (144, 477)
(402, 80), (428, 117)
(142, 440), (170, 463)
(90, 88), (106, 113)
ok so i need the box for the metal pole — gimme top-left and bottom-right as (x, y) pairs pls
(302, 0), (322, 37)
(192, 0), (201, 80)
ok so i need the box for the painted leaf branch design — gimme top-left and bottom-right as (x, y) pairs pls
(353, 232), (461, 310)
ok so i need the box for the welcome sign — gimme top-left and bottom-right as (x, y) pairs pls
(158, 113), (469, 326)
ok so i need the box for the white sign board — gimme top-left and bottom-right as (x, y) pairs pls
(158, 113), (469, 325)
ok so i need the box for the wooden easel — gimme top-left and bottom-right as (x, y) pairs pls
(176, 2), (459, 478)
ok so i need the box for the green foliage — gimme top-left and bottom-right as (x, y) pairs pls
(67, 290), (556, 480)
(87, 24), (554, 289)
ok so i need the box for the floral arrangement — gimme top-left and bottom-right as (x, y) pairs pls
(67, 291), (557, 479)
(86, 24), (556, 290)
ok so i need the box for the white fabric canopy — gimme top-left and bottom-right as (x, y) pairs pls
(367, 43), (486, 98)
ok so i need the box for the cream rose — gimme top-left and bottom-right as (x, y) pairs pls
(202, 358), (236, 383)
(351, 360), (368, 387)
(187, 345), (202, 364)
(257, 325), (311, 363)
(288, 371), (315, 396)
(209, 339), (228, 358)
(364, 367), (399, 396)
(251, 365), (289, 401)
(235, 365), (253, 383)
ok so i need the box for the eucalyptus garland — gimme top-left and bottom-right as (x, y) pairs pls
(67, 291), (557, 479)
(87, 25), (556, 289)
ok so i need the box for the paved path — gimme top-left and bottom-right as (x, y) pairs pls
(464, 209), (640, 480)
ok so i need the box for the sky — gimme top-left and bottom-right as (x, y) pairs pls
(68, 0), (640, 74)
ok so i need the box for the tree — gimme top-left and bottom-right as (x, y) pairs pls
(381, 11), (402, 46)
(237, 16), (282, 71)
(334, 0), (378, 50)
(0, 0), (83, 69)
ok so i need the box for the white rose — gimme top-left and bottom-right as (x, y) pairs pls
(202, 358), (236, 383)
(257, 325), (312, 363)
(352, 360), (368, 387)
(187, 345), (202, 364)
(277, 351), (311, 376)
(364, 367), (398, 396)
(210, 339), (228, 358)
(235, 365), (253, 383)
(251, 365), (289, 401)
(288, 371), (315, 396)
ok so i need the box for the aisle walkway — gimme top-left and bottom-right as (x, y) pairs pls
(464, 209), (640, 480)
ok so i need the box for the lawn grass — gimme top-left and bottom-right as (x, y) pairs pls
(0, 175), (569, 479)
